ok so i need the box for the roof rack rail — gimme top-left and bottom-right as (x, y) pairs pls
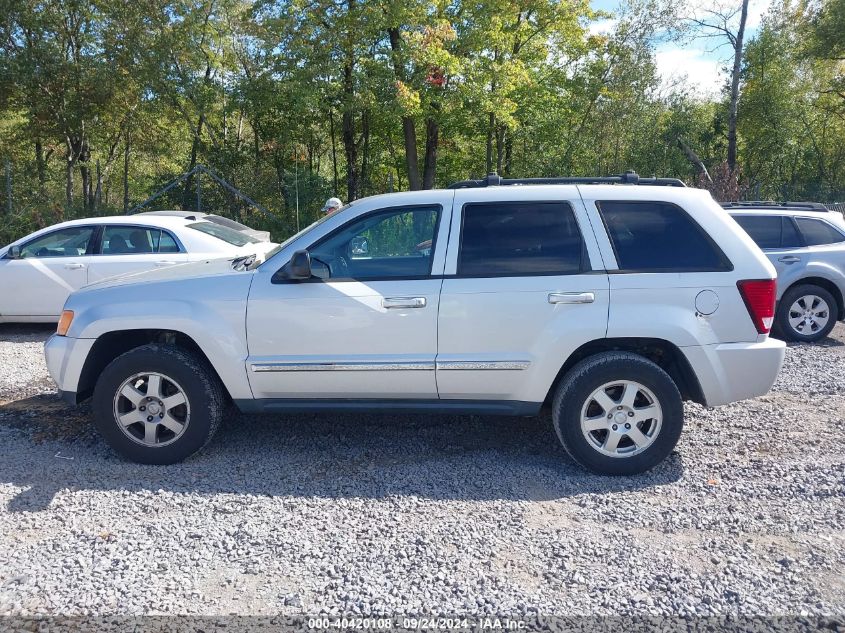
(721, 201), (830, 212)
(447, 170), (687, 189)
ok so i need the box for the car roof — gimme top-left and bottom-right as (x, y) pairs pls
(136, 210), (209, 219)
(50, 215), (200, 230)
(723, 201), (830, 213)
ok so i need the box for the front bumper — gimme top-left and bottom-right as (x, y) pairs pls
(44, 334), (96, 402)
(682, 337), (786, 407)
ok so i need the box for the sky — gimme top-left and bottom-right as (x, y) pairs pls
(590, 0), (772, 98)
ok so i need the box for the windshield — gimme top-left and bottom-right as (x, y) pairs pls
(188, 221), (260, 246)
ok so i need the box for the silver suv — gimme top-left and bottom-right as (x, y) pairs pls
(727, 202), (845, 342)
(45, 174), (786, 474)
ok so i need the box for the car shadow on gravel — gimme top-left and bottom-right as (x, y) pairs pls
(0, 323), (56, 343)
(0, 396), (684, 511)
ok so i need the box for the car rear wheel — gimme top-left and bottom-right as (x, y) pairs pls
(552, 352), (683, 475)
(776, 284), (837, 343)
(92, 344), (225, 464)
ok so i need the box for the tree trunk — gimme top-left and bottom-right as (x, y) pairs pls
(183, 113), (205, 210)
(486, 112), (495, 173)
(35, 139), (46, 195)
(727, 0), (750, 173)
(329, 109), (339, 195)
(360, 110), (371, 197)
(422, 117), (439, 189)
(65, 135), (81, 209)
(94, 160), (102, 211)
(677, 137), (712, 182)
(123, 131), (131, 213)
(388, 27), (422, 190)
(495, 125), (505, 174)
(504, 132), (513, 177)
(341, 53), (359, 201)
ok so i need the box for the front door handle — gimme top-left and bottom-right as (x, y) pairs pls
(383, 297), (427, 309)
(155, 260), (177, 267)
(778, 255), (801, 264)
(548, 292), (595, 305)
(64, 262), (85, 270)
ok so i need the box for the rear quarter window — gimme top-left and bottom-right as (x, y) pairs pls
(597, 201), (731, 272)
(795, 217), (845, 246)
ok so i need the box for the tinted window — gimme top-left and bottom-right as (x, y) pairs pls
(188, 221), (259, 246)
(781, 217), (803, 248)
(598, 201), (730, 271)
(309, 206), (440, 280)
(158, 231), (180, 253)
(796, 217), (845, 246)
(19, 226), (95, 258)
(458, 202), (583, 276)
(101, 226), (180, 254)
(733, 215), (781, 249)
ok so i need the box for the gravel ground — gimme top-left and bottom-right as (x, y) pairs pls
(0, 324), (842, 624)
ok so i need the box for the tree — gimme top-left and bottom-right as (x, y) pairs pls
(685, 0), (751, 174)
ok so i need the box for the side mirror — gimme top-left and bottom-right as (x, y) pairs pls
(285, 249), (312, 280)
(7, 245), (21, 260)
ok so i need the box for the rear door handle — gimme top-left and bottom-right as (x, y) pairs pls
(155, 260), (177, 267)
(64, 263), (85, 270)
(383, 297), (427, 309)
(548, 292), (595, 305)
(778, 255), (801, 264)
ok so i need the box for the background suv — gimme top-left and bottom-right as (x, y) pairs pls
(726, 202), (845, 342)
(44, 174), (785, 475)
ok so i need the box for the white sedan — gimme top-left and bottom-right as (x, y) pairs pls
(0, 215), (277, 323)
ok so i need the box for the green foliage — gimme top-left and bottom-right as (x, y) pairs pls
(1, 0), (844, 248)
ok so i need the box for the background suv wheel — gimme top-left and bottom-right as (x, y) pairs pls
(776, 284), (837, 343)
(93, 344), (225, 464)
(552, 352), (683, 476)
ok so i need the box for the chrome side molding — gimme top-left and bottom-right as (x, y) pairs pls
(251, 361), (435, 372)
(251, 360), (532, 372)
(436, 360), (531, 371)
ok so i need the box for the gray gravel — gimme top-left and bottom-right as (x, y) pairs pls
(0, 323), (842, 621)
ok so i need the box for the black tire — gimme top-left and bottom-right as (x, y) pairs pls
(775, 284), (837, 343)
(552, 352), (683, 476)
(92, 344), (225, 465)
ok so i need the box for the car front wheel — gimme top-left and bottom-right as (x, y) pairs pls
(92, 344), (225, 464)
(552, 352), (683, 476)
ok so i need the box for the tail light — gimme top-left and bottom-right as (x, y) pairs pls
(737, 279), (776, 334)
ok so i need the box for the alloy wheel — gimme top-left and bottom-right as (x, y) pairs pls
(580, 380), (662, 458)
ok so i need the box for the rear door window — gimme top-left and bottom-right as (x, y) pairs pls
(795, 217), (845, 246)
(100, 226), (182, 254)
(733, 215), (782, 249)
(597, 201), (731, 272)
(458, 202), (584, 276)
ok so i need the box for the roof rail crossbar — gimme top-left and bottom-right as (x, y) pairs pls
(721, 201), (830, 212)
(447, 170), (686, 189)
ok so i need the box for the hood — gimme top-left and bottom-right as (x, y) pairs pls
(78, 257), (251, 292)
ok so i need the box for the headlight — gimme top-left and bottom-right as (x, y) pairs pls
(57, 310), (74, 336)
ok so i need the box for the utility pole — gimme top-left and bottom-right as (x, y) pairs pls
(4, 159), (11, 214)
